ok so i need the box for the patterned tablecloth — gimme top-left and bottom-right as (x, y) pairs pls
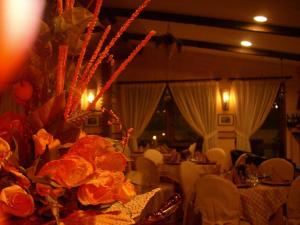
(239, 184), (290, 225)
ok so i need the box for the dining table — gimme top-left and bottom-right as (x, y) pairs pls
(160, 160), (220, 184)
(238, 182), (290, 225)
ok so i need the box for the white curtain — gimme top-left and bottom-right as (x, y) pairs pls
(169, 81), (218, 151)
(233, 80), (280, 152)
(119, 83), (166, 151)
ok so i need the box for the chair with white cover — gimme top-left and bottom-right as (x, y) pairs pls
(180, 161), (203, 225)
(144, 149), (164, 166)
(287, 176), (300, 225)
(193, 175), (242, 225)
(206, 147), (230, 172)
(134, 157), (175, 208)
(259, 158), (294, 181)
(188, 142), (197, 158)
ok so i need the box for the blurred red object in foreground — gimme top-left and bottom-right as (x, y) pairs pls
(0, 0), (45, 90)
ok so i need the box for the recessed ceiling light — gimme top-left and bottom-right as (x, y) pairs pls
(241, 40), (252, 47)
(254, 15), (268, 23)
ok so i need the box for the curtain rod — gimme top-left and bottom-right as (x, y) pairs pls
(117, 78), (222, 84)
(228, 75), (292, 81)
(117, 76), (292, 84)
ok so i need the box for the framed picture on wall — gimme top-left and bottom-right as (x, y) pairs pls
(85, 115), (100, 127)
(218, 114), (234, 126)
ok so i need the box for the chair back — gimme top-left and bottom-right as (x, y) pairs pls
(179, 161), (200, 201)
(259, 158), (294, 181)
(144, 149), (164, 165)
(287, 176), (300, 225)
(136, 156), (160, 187)
(206, 147), (229, 172)
(194, 175), (241, 225)
(188, 142), (197, 157)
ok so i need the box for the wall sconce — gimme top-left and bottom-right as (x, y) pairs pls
(86, 89), (96, 104)
(221, 89), (230, 111)
(81, 89), (102, 110)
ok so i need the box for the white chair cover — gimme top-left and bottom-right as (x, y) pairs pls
(136, 156), (160, 188)
(180, 161), (204, 225)
(194, 175), (241, 225)
(188, 142), (197, 157)
(143, 149), (164, 165)
(259, 158), (294, 181)
(206, 147), (229, 172)
(287, 176), (300, 225)
(180, 161), (200, 201)
(134, 157), (175, 210)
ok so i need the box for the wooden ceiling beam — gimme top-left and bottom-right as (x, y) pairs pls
(101, 7), (300, 38)
(123, 33), (300, 61)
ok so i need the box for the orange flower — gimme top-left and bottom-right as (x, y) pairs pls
(68, 135), (113, 163)
(36, 183), (65, 198)
(68, 135), (127, 171)
(77, 170), (125, 205)
(0, 137), (11, 167)
(3, 163), (31, 189)
(115, 180), (136, 203)
(37, 155), (94, 189)
(32, 129), (60, 158)
(0, 185), (35, 217)
(95, 152), (127, 172)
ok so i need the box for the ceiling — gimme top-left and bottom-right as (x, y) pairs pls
(96, 0), (300, 63)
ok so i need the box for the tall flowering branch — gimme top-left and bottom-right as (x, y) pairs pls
(56, 45), (69, 96)
(64, 0), (103, 119)
(57, 0), (63, 15)
(65, 0), (75, 11)
(87, 30), (156, 111)
(121, 128), (134, 150)
(70, 25), (112, 113)
(76, 0), (152, 110)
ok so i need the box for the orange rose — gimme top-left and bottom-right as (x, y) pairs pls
(3, 164), (31, 189)
(0, 137), (11, 167)
(32, 129), (60, 158)
(95, 152), (127, 172)
(36, 183), (65, 198)
(0, 185), (35, 217)
(115, 180), (136, 203)
(67, 135), (113, 165)
(77, 170), (125, 205)
(37, 155), (94, 189)
(68, 135), (128, 171)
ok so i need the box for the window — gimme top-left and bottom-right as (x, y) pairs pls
(139, 87), (201, 150)
(250, 83), (285, 158)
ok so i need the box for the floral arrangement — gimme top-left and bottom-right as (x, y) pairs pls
(0, 130), (137, 224)
(0, 0), (157, 224)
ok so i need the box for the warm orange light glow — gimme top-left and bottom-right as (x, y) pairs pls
(81, 89), (102, 110)
(241, 40), (252, 47)
(221, 89), (230, 111)
(254, 15), (268, 23)
(87, 91), (95, 103)
(0, 0), (45, 88)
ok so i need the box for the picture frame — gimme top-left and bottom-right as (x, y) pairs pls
(218, 114), (234, 126)
(85, 115), (100, 127)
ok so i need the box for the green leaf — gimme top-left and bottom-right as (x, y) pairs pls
(26, 156), (41, 180)
(46, 195), (62, 225)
